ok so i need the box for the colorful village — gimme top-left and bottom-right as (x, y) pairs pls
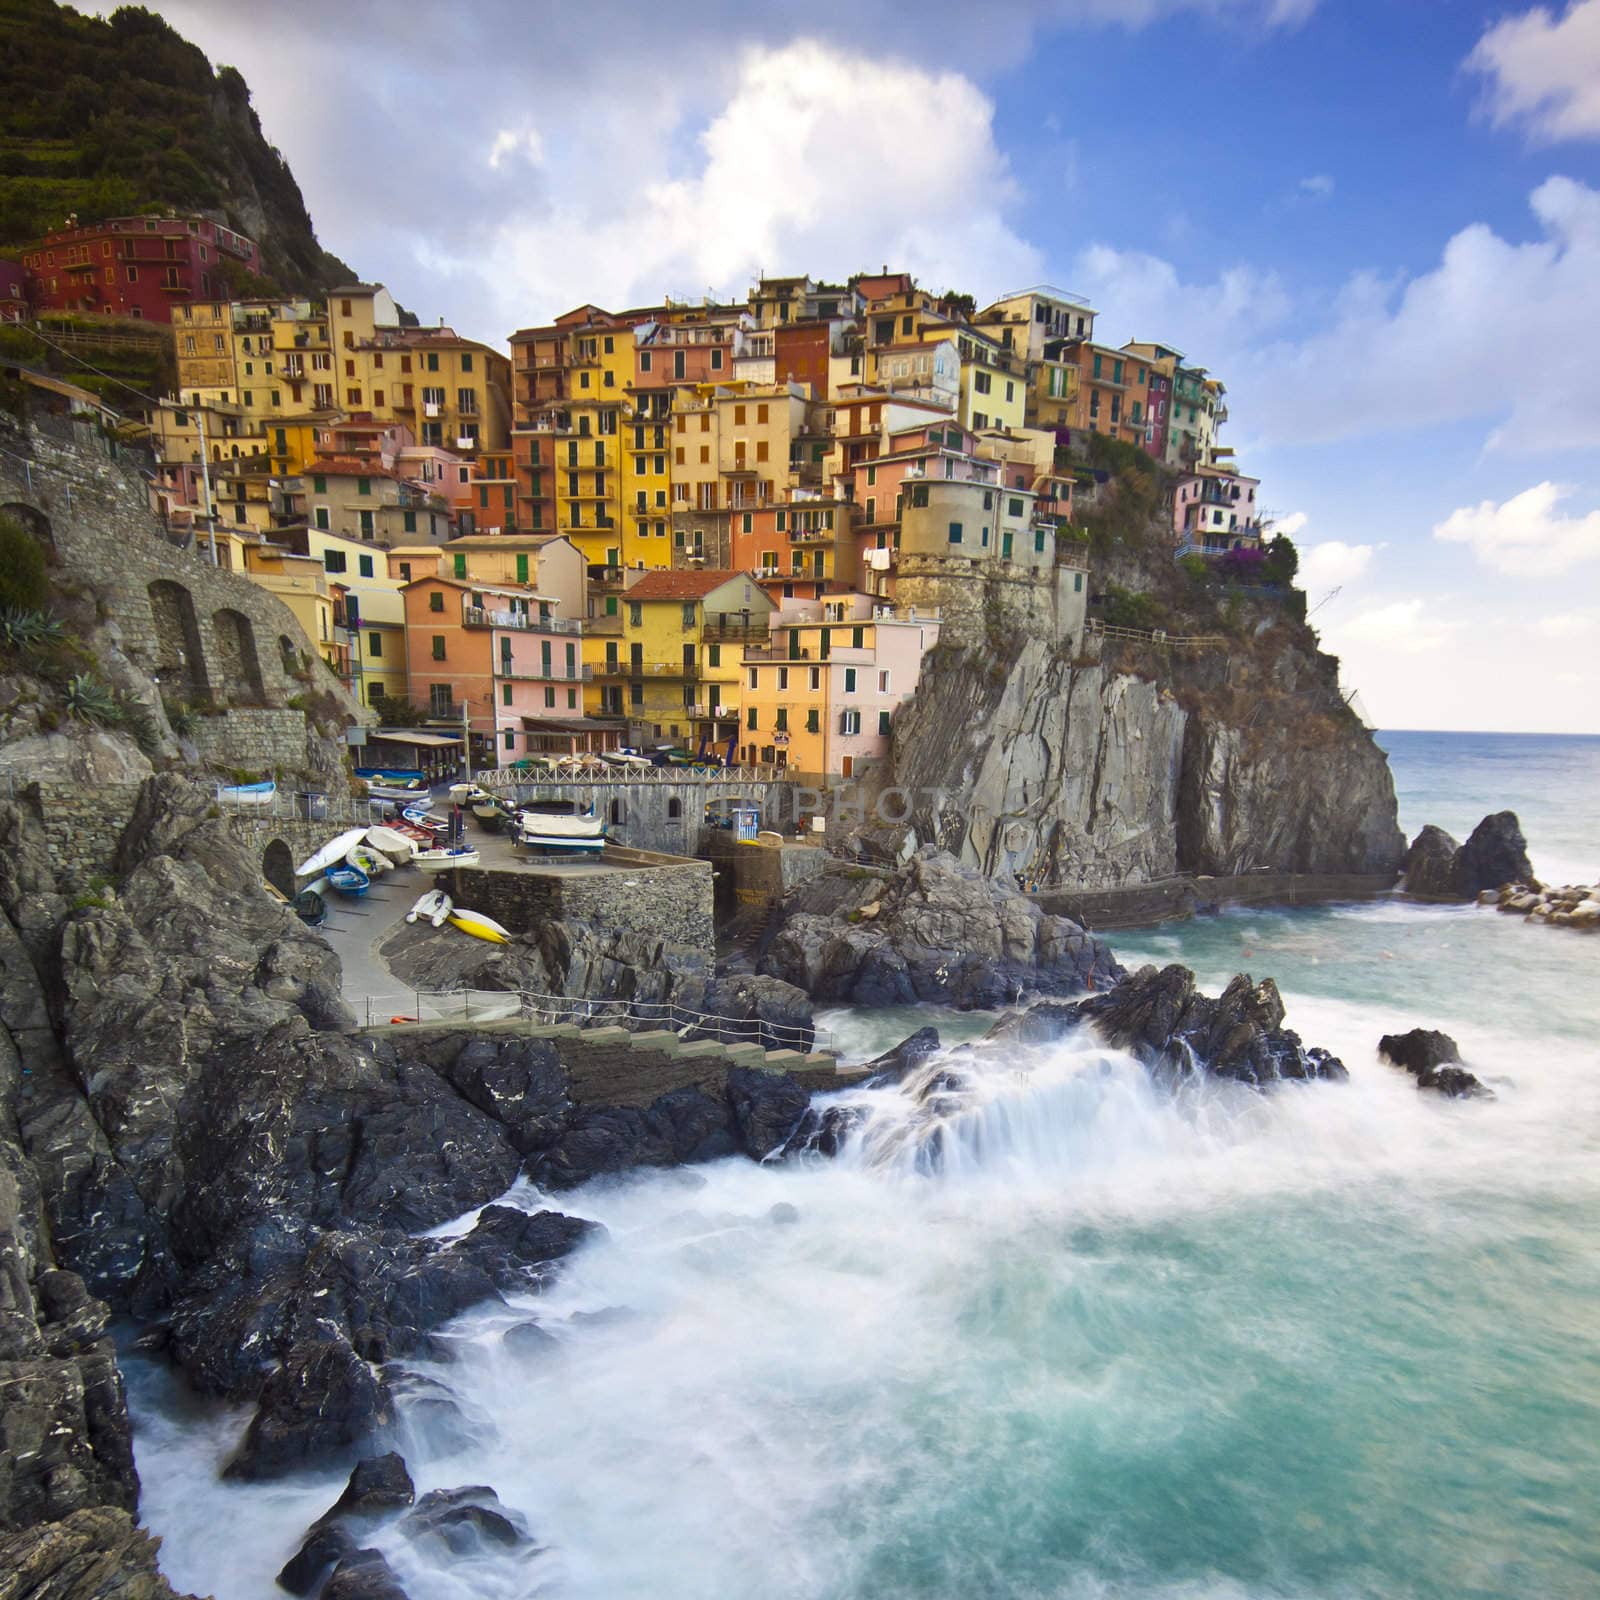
(7, 213), (1265, 781)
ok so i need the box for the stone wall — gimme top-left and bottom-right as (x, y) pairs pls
(448, 848), (716, 953)
(189, 708), (314, 775)
(1032, 870), (1399, 931)
(895, 554), (1083, 649)
(719, 838), (828, 909)
(30, 780), (146, 883)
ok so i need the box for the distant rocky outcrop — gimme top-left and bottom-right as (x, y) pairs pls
(987, 963), (1349, 1087)
(1487, 880), (1600, 931)
(1378, 1028), (1491, 1099)
(1402, 811), (1535, 901)
(759, 847), (1123, 1007)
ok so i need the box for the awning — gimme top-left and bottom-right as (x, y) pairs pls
(369, 729), (465, 747)
(519, 715), (626, 732)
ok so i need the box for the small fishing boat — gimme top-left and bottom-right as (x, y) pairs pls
(515, 809), (607, 855)
(326, 865), (370, 897)
(292, 888), (326, 926)
(401, 804), (436, 827)
(414, 846), (480, 874)
(365, 825), (417, 863)
(218, 779), (277, 807)
(297, 828), (368, 878)
(472, 795), (511, 830)
(448, 908), (512, 944)
(346, 843), (391, 877)
(406, 889), (453, 926)
(367, 779), (431, 803)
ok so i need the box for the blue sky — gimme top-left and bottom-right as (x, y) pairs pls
(121, 0), (1600, 731)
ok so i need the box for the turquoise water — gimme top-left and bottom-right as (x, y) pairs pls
(127, 733), (1600, 1599)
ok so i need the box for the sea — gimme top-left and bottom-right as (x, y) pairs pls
(124, 730), (1600, 1600)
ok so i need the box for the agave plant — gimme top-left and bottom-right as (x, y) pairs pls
(0, 606), (64, 648)
(63, 672), (124, 727)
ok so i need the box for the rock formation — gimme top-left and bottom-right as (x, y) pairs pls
(988, 963), (1349, 1086)
(1402, 811), (1535, 901)
(1377, 1029), (1491, 1098)
(1487, 880), (1600, 930)
(759, 847), (1123, 1007)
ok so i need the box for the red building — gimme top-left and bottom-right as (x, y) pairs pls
(0, 259), (27, 322)
(774, 322), (831, 397)
(21, 214), (261, 323)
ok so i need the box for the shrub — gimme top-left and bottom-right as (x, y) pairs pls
(1262, 533), (1299, 586)
(0, 516), (50, 613)
(1218, 546), (1268, 585)
(0, 607), (64, 649)
(1178, 553), (1210, 583)
(162, 696), (196, 737)
(1100, 585), (1163, 631)
(63, 672), (123, 726)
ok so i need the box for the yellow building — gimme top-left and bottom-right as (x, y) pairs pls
(241, 544), (349, 685)
(620, 392), (674, 570)
(671, 381), (816, 525)
(923, 324), (1027, 434)
(608, 569), (773, 747)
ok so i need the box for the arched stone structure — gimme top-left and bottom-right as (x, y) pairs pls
(0, 500), (56, 559)
(279, 635), (301, 677)
(213, 607), (265, 702)
(147, 579), (210, 700)
(262, 839), (295, 898)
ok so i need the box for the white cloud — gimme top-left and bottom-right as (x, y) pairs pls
(1300, 539), (1375, 588)
(1467, 0), (1600, 143)
(483, 41), (1040, 323)
(1433, 481), (1600, 576)
(1236, 176), (1600, 452)
(1535, 610), (1599, 637)
(1335, 599), (1461, 655)
(488, 128), (544, 170)
(1276, 511), (1309, 535)
(1298, 174), (1335, 195)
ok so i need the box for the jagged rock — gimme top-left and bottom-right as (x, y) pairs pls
(1457, 812), (1534, 896)
(399, 1485), (531, 1557)
(501, 1321), (558, 1356)
(224, 1334), (393, 1481)
(1401, 825), (1462, 899)
(1378, 1029), (1492, 1098)
(278, 1522), (358, 1597)
(761, 848), (1122, 1007)
(724, 1067), (811, 1158)
(321, 1548), (410, 1600)
(526, 1087), (736, 1188)
(862, 1026), (943, 1083)
(325, 1452), (415, 1520)
(0, 1506), (195, 1599)
(989, 964), (1348, 1086)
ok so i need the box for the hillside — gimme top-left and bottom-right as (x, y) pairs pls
(0, 0), (353, 292)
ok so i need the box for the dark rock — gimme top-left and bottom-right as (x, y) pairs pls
(1457, 811), (1534, 896)
(761, 848), (1122, 1008)
(1378, 1028), (1492, 1098)
(400, 1485), (531, 1556)
(993, 964), (1349, 1087)
(278, 1521), (358, 1596)
(862, 1026), (943, 1083)
(326, 1452), (415, 1519)
(725, 1067), (811, 1158)
(322, 1547), (411, 1600)
(501, 1320), (559, 1356)
(0, 1506), (194, 1599)
(1401, 825), (1463, 899)
(527, 1087), (741, 1188)
(224, 1336), (393, 1481)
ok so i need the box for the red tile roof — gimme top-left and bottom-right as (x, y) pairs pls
(625, 568), (754, 601)
(307, 456), (398, 480)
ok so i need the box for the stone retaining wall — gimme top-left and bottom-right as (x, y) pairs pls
(447, 848), (716, 953)
(1032, 870), (1399, 931)
(189, 708), (313, 775)
(32, 780), (145, 882)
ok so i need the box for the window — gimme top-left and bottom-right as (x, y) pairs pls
(844, 668), (856, 693)
(402, 511), (416, 534)
(974, 371), (991, 395)
(323, 549), (347, 574)
(747, 707), (758, 730)
(1008, 497), (1025, 517)
(629, 602), (642, 627)
(708, 643), (721, 668)
(431, 636), (446, 660)
(367, 630), (383, 658)
(777, 667), (789, 691)
(429, 590), (445, 612)
(640, 351), (652, 372)
(503, 730), (515, 751)
(516, 553), (529, 583)
(806, 708), (819, 734)
(839, 709), (861, 735)
(458, 388), (478, 414)
(502, 684), (513, 706)
(878, 710), (891, 736)
(810, 667), (820, 691)
(852, 626), (864, 649)
(359, 510), (374, 538)
(1074, 572), (1084, 592)
(314, 507), (330, 531)
(681, 602), (696, 628)
(453, 552), (467, 579)
(910, 484), (929, 508)
(775, 707), (788, 732)
(949, 522), (963, 544)
(427, 353), (440, 371)
(358, 554), (374, 578)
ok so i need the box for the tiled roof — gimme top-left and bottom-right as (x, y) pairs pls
(626, 569), (754, 601)
(306, 456), (397, 480)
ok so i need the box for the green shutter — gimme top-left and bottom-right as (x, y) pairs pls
(516, 553), (529, 583)
(453, 553), (467, 578)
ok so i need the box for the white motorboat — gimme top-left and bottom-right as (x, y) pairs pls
(414, 846), (480, 873)
(365, 825), (417, 863)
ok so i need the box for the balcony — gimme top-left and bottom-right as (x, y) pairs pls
(597, 660), (695, 678)
(788, 527), (834, 545)
(702, 622), (771, 643)
(744, 645), (811, 662)
(462, 606), (582, 634)
(497, 665), (594, 683)
(585, 612), (624, 636)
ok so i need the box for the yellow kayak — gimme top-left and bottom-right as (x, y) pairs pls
(448, 908), (512, 944)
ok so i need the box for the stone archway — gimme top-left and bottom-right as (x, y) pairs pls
(147, 579), (210, 700)
(0, 500), (56, 560)
(213, 607), (265, 702)
(262, 839), (295, 898)
(279, 635), (301, 678)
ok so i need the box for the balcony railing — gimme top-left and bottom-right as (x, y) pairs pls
(497, 665), (595, 682)
(462, 606), (582, 635)
(702, 622), (772, 643)
(597, 660), (697, 678)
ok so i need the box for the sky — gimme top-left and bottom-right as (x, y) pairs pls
(100, 0), (1600, 732)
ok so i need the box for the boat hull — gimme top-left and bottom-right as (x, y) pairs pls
(297, 828), (369, 878)
(448, 909), (511, 944)
(414, 849), (480, 874)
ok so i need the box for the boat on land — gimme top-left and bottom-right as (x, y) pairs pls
(448, 908), (512, 943)
(414, 846), (480, 873)
(472, 795), (513, 830)
(406, 889), (453, 927)
(326, 865), (370, 897)
(346, 844), (391, 877)
(292, 888), (326, 926)
(297, 828), (368, 878)
(515, 809), (607, 854)
(365, 825), (417, 863)
(401, 804), (437, 827)
(217, 780), (277, 807)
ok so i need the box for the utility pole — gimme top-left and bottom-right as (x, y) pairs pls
(193, 405), (219, 567)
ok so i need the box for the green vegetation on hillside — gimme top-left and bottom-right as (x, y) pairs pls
(0, 0), (353, 291)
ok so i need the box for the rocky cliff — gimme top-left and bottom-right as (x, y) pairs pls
(883, 482), (1404, 889)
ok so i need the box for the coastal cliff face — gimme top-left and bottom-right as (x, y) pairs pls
(886, 623), (1403, 889)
